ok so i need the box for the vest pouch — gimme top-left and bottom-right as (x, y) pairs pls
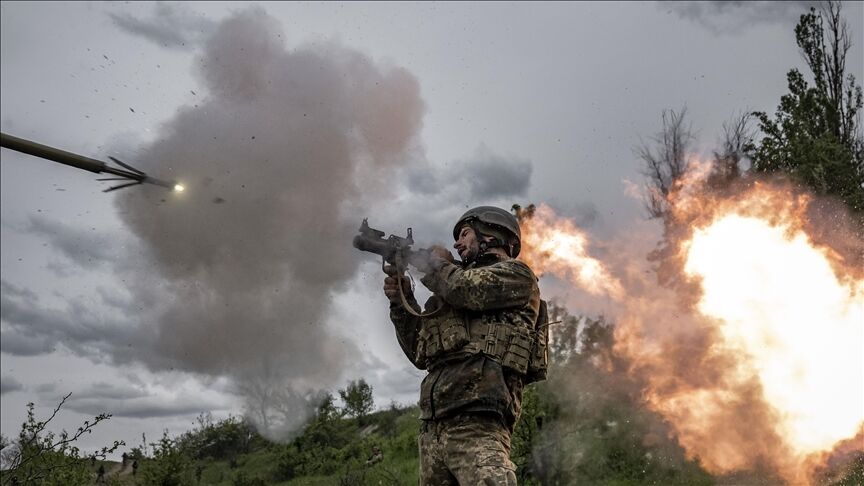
(439, 314), (469, 352)
(501, 325), (533, 375)
(417, 321), (444, 364)
(526, 300), (550, 383)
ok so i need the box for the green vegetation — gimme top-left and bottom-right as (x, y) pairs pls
(120, 402), (421, 486)
(752, 2), (864, 214)
(0, 393), (124, 486)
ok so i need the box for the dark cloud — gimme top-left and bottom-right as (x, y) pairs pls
(0, 332), (56, 356)
(1, 280), (39, 302)
(108, 2), (214, 50)
(665, 1), (816, 33)
(0, 277), (151, 363)
(66, 394), (222, 419)
(367, 364), (422, 404)
(33, 382), (59, 394)
(406, 146), (532, 201)
(25, 216), (120, 268)
(1, 375), (24, 395)
(462, 149), (532, 200)
(44, 261), (75, 278)
(390, 145), (533, 251)
(29, 381), (223, 419)
(81, 382), (149, 401)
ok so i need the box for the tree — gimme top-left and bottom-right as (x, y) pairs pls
(636, 107), (695, 219)
(710, 111), (757, 187)
(338, 379), (374, 421)
(138, 431), (194, 486)
(752, 1), (864, 213)
(315, 392), (342, 422)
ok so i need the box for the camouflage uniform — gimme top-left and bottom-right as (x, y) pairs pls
(390, 252), (540, 485)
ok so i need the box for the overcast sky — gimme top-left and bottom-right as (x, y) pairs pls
(2, 1), (862, 456)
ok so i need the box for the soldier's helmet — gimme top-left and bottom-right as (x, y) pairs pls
(453, 206), (522, 257)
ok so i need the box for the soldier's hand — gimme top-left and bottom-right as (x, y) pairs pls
(428, 245), (455, 263)
(383, 266), (412, 304)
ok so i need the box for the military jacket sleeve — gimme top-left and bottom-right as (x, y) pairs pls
(389, 294), (434, 369)
(419, 258), (536, 311)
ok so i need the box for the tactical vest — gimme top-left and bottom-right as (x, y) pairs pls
(415, 298), (549, 384)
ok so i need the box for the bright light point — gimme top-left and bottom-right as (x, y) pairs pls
(174, 184), (185, 192)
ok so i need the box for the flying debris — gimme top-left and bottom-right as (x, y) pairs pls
(0, 132), (182, 192)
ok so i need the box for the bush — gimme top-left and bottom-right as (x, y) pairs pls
(179, 413), (257, 461)
(138, 432), (194, 486)
(0, 393), (122, 486)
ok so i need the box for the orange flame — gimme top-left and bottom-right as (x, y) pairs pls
(518, 166), (864, 484)
(659, 176), (864, 484)
(519, 204), (623, 299)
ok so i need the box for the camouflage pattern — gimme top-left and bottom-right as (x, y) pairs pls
(418, 413), (517, 485)
(389, 252), (540, 484)
(390, 252), (540, 426)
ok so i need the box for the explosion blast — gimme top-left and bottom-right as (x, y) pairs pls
(519, 167), (864, 485)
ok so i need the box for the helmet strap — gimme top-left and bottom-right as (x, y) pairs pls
(463, 220), (512, 264)
(473, 221), (509, 256)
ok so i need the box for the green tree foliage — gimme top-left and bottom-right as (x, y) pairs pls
(138, 432), (194, 486)
(752, 1), (864, 213)
(338, 379), (374, 421)
(178, 413), (256, 462)
(0, 393), (123, 486)
(274, 396), (419, 484)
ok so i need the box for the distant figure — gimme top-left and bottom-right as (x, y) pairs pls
(97, 464), (106, 484)
(122, 452), (128, 468)
(90, 455), (96, 467)
(195, 464), (204, 483)
(132, 460), (139, 476)
(365, 445), (384, 466)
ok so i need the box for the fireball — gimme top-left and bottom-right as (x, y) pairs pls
(518, 172), (864, 485)
(519, 204), (623, 299)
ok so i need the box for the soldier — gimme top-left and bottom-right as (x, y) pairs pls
(96, 464), (106, 484)
(365, 445), (384, 466)
(383, 206), (547, 485)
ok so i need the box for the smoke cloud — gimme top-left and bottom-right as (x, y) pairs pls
(108, 7), (424, 439)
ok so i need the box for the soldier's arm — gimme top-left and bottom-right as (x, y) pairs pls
(389, 296), (425, 369)
(420, 260), (536, 311)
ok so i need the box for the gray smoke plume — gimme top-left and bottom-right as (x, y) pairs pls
(112, 7), (424, 439)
